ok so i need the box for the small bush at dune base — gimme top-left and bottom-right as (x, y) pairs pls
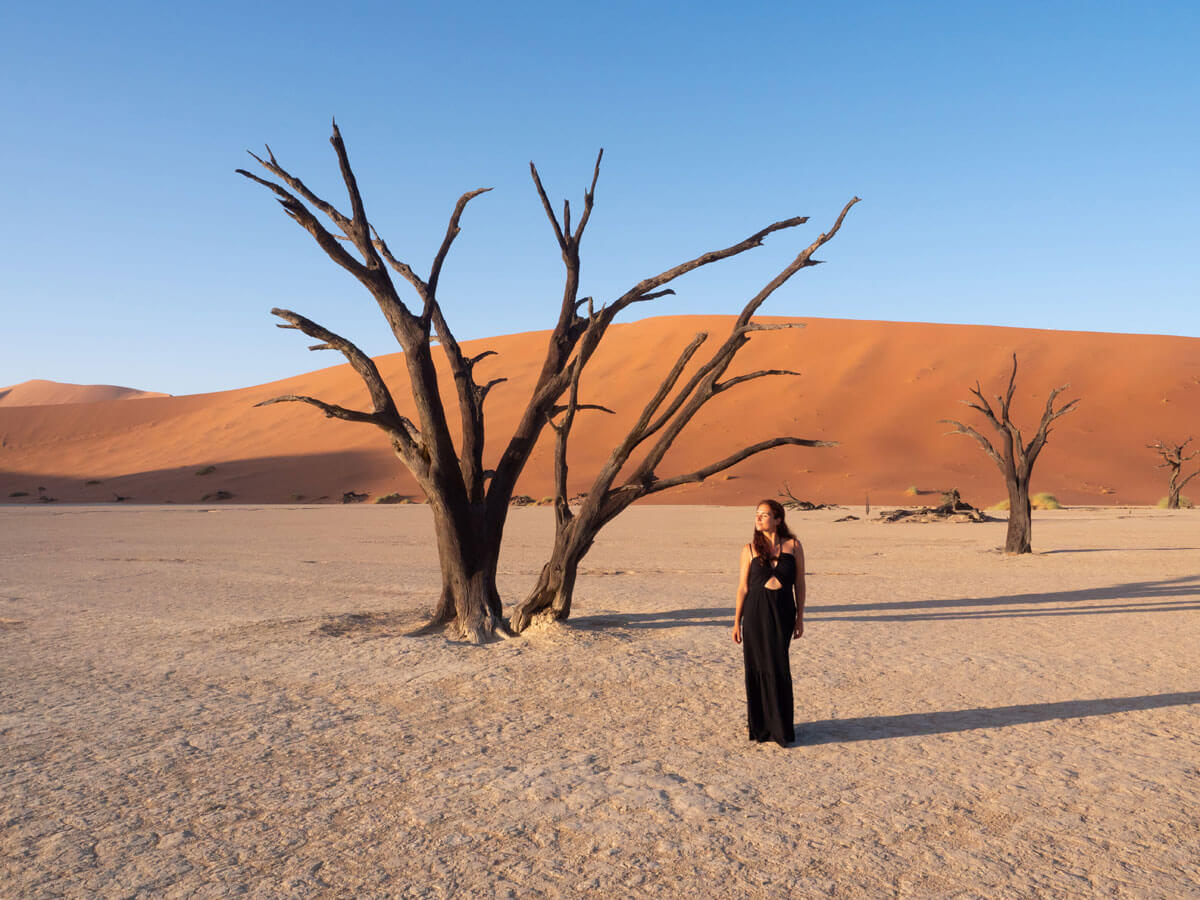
(375, 493), (408, 504)
(990, 494), (1062, 511)
(904, 486), (918, 496)
(1156, 496), (1195, 508)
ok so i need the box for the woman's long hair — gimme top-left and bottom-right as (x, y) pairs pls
(752, 499), (794, 564)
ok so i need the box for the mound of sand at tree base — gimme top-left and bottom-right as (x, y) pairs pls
(1, 504), (1198, 895)
(1, 316), (1198, 506)
(0, 379), (168, 407)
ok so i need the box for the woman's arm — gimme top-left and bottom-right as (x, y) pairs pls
(792, 540), (806, 639)
(732, 544), (752, 644)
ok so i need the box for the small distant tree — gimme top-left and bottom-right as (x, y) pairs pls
(941, 355), (1079, 554)
(1148, 438), (1198, 508)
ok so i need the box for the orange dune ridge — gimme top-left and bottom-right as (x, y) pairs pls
(1, 316), (1197, 507)
(0, 379), (168, 407)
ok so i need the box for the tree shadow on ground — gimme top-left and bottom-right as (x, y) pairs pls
(798, 691), (1200, 745)
(571, 608), (728, 630)
(570, 575), (1200, 629)
(1041, 547), (1200, 555)
(813, 574), (1200, 621)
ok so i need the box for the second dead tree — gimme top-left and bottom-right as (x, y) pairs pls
(1148, 438), (1198, 508)
(509, 200), (857, 632)
(941, 355), (1079, 554)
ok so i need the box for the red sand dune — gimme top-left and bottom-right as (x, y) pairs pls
(1, 316), (1197, 506)
(0, 379), (168, 408)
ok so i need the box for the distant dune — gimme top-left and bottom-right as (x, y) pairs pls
(1, 316), (1197, 506)
(0, 379), (168, 408)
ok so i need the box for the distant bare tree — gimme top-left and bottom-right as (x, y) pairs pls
(509, 199), (856, 631)
(1148, 438), (1198, 508)
(240, 121), (853, 641)
(941, 355), (1079, 554)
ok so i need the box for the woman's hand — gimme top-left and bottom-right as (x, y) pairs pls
(793, 618), (804, 639)
(732, 621), (742, 644)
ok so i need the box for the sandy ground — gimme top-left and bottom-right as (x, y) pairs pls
(1, 504), (1198, 898)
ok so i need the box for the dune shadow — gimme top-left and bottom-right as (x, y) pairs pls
(799, 691), (1200, 745)
(0, 449), (408, 505)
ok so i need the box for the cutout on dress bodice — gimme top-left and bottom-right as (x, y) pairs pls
(764, 550), (788, 590)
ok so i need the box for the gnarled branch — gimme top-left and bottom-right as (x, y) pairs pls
(940, 419), (1005, 471)
(269, 307), (401, 424)
(644, 437), (837, 496)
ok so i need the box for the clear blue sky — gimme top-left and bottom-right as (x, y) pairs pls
(2, 1), (1196, 396)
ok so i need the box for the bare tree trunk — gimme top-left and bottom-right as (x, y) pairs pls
(511, 530), (590, 631)
(1005, 478), (1033, 554)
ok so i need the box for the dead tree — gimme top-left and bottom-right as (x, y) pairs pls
(941, 355), (1079, 554)
(1148, 438), (1198, 508)
(509, 200), (857, 632)
(778, 481), (835, 510)
(240, 122), (843, 642)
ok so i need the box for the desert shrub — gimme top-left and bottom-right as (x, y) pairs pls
(84, 479), (102, 486)
(201, 490), (233, 501)
(510, 495), (535, 507)
(195, 465), (216, 476)
(1156, 496), (1195, 508)
(536, 496), (554, 506)
(9, 491), (29, 497)
(290, 492), (306, 502)
(991, 494), (1062, 511)
(375, 493), (406, 504)
(904, 485), (918, 496)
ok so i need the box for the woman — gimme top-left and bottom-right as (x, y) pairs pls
(732, 499), (806, 746)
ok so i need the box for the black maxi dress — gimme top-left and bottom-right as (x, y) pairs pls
(742, 551), (797, 745)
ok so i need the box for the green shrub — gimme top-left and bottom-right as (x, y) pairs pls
(8, 491), (29, 498)
(904, 485), (918, 496)
(375, 493), (406, 504)
(990, 494), (1061, 510)
(84, 479), (102, 486)
(1156, 496), (1195, 508)
(195, 465), (216, 476)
